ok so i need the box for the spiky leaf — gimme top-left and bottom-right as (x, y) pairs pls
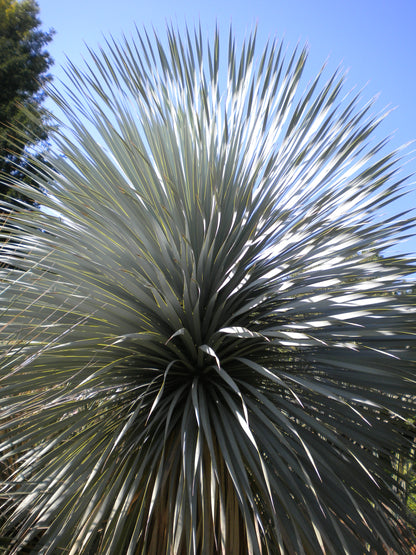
(0, 25), (415, 554)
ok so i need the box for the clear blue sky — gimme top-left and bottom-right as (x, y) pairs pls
(37, 0), (416, 256)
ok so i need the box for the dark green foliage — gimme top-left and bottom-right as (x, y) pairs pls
(0, 0), (53, 202)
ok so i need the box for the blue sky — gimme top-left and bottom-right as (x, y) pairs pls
(37, 0), (416, 256)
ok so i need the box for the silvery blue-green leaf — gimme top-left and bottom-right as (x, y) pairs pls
(0, 24), (415, 554)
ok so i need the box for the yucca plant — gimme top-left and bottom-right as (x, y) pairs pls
(0, 25), (415, 554)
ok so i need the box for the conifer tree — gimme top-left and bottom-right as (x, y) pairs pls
(0, 0), (53, 202)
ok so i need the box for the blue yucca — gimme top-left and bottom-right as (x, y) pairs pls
(0, 26), (415, 554)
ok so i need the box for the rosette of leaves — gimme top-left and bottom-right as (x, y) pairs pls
(0, 26), (415, 554)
